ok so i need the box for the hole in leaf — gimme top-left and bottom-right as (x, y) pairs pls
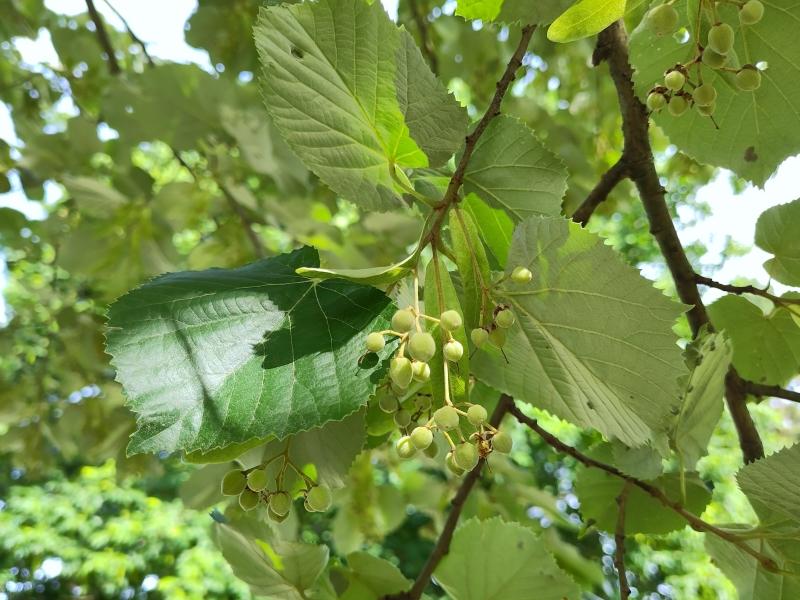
(291, 46), (304, 59)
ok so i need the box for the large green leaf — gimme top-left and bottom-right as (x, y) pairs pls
(548, 0), (626, 43)
(463, 116), (567, 221)
(435, 517), (580, 600)
(473, 217), (686, 448)
(450, 207), (492, 332)
(254, 0), (466, 212)
(462, 193), (514, 268)
(214, 523), (329, 599)
(629, 0), (800, 185)
(755, 198), (800, 286)
(456, 0), (572, 25)
(707, 295), (800, 386)
(106, 247), (394, 455)
(738, 443), (800, 528)
(672, 332), (732, 470)
(339, 552), (411, 600)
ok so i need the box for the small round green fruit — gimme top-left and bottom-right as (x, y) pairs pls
(391, 309), (415, 333)
(491, 431), (513, 454)
(467, 404), (488, 426)
(646, 4), (679, 36)
(411, 361), (431, 383)
(693, 83), (717, 107)
(306, 485), (333, 512)
(697, 102), (716, 117)
(646, 91), (667, 112)
(471, 327), (489, 348)
(510, 266), (533, 283)
(269, 491), (292, 517)
(378, 391), (398, 413)
(443, 340), (464, 362)
(664, 70), (685, 91)
(394, 409), (412, 428)
(440, 310), (463, 331)
(708, 22), (734, 54)
(366, 332), (385, 353)
(668, 94), (689, 116)
(495, 309), (515, 329)
(221, 470), (247, 496)
(739, 0), (764, 25)
(736, 66), (762, 91)
(239, 489), (260, 511)
(408, 332), (436, 363)
(489, 328), (507, 348)
(702, 48), (728, 69)
(268, 506), (289, 523)
(390, 356), (413, 389)
(246, 469), (269, 492)
(453, 442), (479, 471)
(410, 426), (434, 450)
(396, 435), (417, 459)
(446, 451), (465, 475)
(433, 405), (460, 431)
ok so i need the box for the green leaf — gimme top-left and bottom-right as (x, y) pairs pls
(672, 332), (732, 470)
(462, 193), (514, 268)
(755, 198), (800, 286)
(214, 523), (328, 599)
(576, 447), (711, 534)
(106, 247), (394, 455)
(450, 207), (491, 332)
(473, 217), (686, 448)
(254, 0), (466, 212)
(706, 533), (800, 600)
(184, 437), (271, 465)
(456, 0), (573, 25)
(738, 443), (800, 527)
(339, 552), (411, 600)
(463, 116), (567, 221)
(63, 175), (128, 219)
(548, 0), (626, 43)
(610, 440), (663, 480)
(629, 0), (800, 185)
(435, 517), (580, 600)
(707, 295), (800, 386)
(424, 256), (470, 405)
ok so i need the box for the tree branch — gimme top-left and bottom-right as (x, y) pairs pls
(614, 483), (632, 600)
(85, 0), (121, 75)
(171, 148), (266, 259)
(594, 21), (764, 463)
(102, 0), (155, 67)
(742, 381), (800, 404)
(384, 395), (513, 600)
(572, 158), (628, 226)
(695, 274), (800, 308)
(507, 402), (779, 573)
(408, 0), (438, 75)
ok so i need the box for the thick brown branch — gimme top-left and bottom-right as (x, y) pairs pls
(614, 484), (632, 600)
(102, 0), (155, 67)
(507, 402), (779, 573)
(408, 0), (438, 75)
(384, 395), (513, 600)
(572, 158), (628, 226)
(695, 274), (800, 308)
(742, 381), (800, 404)
(85, 0), (121, 75)
(595, 21), (764, 463)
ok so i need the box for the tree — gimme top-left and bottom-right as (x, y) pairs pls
(1, 0), (799, 598)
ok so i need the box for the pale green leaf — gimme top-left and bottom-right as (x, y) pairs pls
(456, 0), (573, 25)
(184, 437), (272, 465)
(435, 517), (580, 600)
(214, 523), (328, 599)
(450, 206), (491, 332)
(707, 295), (800, 386)
(462, 192), (514, 267)
(629, 0), (800, 185)
(473, 217), (686, 448)
(755, 198), (800, 286)
(576, 447), (711, 534)
(63, 175), (128, 219)
(339, 552), (411, 600)
(106, 247), (394, 455)
(738, 443), (800, 527)
(548, 0), (626, 43)
(255, 0), (465, 211)
(610, 440), (663, 480)
(463, 116), (567, 221)
(672, 332), (732, 470)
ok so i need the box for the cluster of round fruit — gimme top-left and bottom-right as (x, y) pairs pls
(470, 265), (532, 349)
(644, 0), (765, 119)
(220, 467), (332, 521)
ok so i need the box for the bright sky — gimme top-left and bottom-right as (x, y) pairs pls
(0, 0), (797, 320)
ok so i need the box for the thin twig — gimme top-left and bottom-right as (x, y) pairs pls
(171, 148), (266, 259)
(384, 395), (513, 600)
(422, 24), (536, 250)
(507, 401), (779, 573)
(408, 0), (438, 75)
(85, 0), (121, 75)
(102, 0), (155, 67)
(594, 21), (764, 464)
(695, 274), (800, 309)
(572, 158), (628, 226)
(742, 381), (800, 404)
(614, 483), (632, 600)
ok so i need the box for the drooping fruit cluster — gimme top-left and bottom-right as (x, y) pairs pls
(469, 265), (530, 351)
(365, 304), (513, 473)
(221, 460), (332, 521)
(644, 0), (765, 120)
